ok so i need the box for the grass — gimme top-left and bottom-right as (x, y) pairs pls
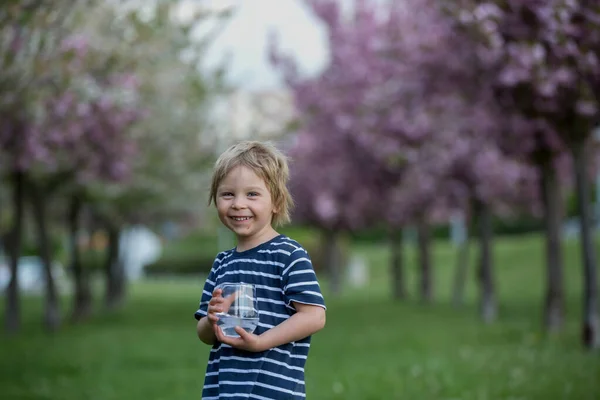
(1, 234), (599, 400)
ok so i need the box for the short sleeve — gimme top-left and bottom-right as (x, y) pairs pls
(194, 259), (219, 320)
(282, 247), (326, 310)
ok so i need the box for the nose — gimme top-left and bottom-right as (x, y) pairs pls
(231, 196), (247, 209)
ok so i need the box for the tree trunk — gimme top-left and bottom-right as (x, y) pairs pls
(389, 227), (407, 299)
(476, 200), (497, 323)
(539, 160), (565, 332)
(322, 229), (342, 296)
(29, 180), (61, 331)
(105, 224), (126, 310)
(571, 139), (600, 349)
(69, 195), (92, 322)
(115, 229), (128, 305)
(451, 231), (470, 308)
(416, 221), (432, 303)
(4, 170), (25, 333)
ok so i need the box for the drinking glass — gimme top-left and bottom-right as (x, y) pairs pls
(215, 283), (259, 337)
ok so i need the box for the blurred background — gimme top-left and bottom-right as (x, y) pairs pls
(1, 0), (600, 399)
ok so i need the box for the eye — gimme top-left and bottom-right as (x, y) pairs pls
(220, 192), (233, 197)
(248, 192), (259, 197)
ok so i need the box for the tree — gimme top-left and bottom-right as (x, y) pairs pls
(455, 0), (600, 348)
(1, 0), (231, 332)
(0, 0), (94, 332)
(286, 128), (395, 296)
(298, 0), (533, 312)
(271, 0), (406, 296)
(273, 0), (516, 307)
(70, 0), (230, 311)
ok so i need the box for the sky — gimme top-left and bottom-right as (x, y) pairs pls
(196, 0), (331, 91)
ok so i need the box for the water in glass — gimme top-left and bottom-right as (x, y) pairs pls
(215, 283), (259, 338)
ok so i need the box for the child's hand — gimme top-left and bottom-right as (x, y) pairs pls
(206, 288), (225, 325)
(207, 288), (238, 325)
(214, 324), (265, 352)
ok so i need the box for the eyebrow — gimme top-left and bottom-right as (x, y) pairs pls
(218, 186), (265, 191)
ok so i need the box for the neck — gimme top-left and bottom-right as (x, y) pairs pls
(236, 228), (279, 252)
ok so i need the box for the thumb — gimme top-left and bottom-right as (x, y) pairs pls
(214, 324), (224, 340)
(235, 326), (250, 339)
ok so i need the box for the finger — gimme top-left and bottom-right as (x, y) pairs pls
(234, 326), (250, 340)
(208, 302), (225, 313)
(213, 324), (223, 340)
(209, 297), (224, 305)
(212, 288), (222, 297)
(208, 305), (223, 314)
(214, 325), (232, 345)
(208, 314), (219, 323)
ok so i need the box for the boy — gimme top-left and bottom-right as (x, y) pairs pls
(194, 140), (326, 399)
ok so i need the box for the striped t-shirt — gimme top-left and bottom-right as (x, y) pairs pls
(194, 234), (326, 399)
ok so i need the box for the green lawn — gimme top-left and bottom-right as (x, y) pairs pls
(1, 234), (599, 399)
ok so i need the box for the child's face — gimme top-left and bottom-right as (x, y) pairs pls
(216, 165), (278, 249)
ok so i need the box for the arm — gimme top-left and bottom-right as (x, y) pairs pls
(194, 257), (225, 345)
(214, 302), (326, 352)
(197, 316), (217, 345)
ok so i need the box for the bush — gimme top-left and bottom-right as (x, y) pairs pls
(21, 235), (66, 260)
(143, 226), (353, 277)
(492, 215), (544, 236)
(144, 253), (214, 276)
(348, 215), (545, 245)
(144, 230), (219, 277)
(80, 250), (105, 272)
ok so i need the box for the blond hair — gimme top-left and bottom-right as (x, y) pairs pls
(209, 141), (294, 226)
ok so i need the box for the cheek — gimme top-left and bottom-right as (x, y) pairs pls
(216, 201), (229, 214)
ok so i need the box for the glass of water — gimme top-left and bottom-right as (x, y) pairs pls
(215, 283), (259, 337)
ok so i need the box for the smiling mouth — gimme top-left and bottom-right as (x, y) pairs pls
(230, 216), (252, 221)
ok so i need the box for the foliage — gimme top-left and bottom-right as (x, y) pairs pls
(144, 231), (219, 276)
(144, 255), (214, 276)
(272, 0), (537, 233)
(72, 1), (231, 225)
(453, 0), (600, 146)
(0, 1), (231, 226)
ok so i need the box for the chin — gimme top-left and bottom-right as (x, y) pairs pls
(232, 227), (254, 236)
